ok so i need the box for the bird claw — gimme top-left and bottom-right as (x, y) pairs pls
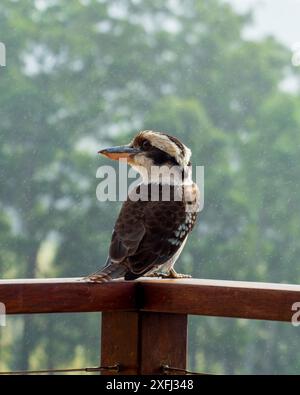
(82, 275), (106, 283)
(170, 273), (192, 279)
(163, 269), (192, 279)
(146, 271), (165, 278)
(146, 269), (192, 279)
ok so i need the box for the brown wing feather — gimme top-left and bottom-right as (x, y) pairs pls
(109, 201), (146, 262)
(109, 184), (197, 278)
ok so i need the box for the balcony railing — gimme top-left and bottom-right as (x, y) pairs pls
(0, 278), (300, 374)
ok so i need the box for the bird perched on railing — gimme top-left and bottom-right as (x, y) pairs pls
(85, 130), (199, 282)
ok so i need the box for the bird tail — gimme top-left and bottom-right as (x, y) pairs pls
(84, 260), (127, 283)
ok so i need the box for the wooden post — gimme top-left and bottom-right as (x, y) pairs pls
(101, 311), (187, 375)
(101, 312), (140, 375)
(139, 312), (187, 375)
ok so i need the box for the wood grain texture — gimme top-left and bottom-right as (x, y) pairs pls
(0, 278), (136, 314)
(101, 312), (140, 375)
(1, 277), (300, 321)
(139, 312), (187, 374)
(101, 311), (187, 375)
(139, 278), (300, 322)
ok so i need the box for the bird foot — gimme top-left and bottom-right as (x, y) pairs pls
(146, 269), (192, 279)
(82, 275), (107, 283)
(163, 268), (192, 279)
(146, 271), (166, 278)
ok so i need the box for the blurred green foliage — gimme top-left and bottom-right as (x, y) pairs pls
(0, 0), (300, 374)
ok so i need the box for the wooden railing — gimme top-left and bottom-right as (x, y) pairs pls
(0, 278), (300, 374)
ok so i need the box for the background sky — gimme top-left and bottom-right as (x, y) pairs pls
(226, 0), (300, 48)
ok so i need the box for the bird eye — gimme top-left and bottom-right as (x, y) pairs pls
(142, 140), (151, 150)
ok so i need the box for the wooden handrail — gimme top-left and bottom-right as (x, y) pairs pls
(0, 277), (299, 321)
(1, 277), (300, 374)
(0, 278), (136, 314)
(139, 278), (300, 322)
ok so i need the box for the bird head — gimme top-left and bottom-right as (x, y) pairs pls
(99, 130), (192, 183)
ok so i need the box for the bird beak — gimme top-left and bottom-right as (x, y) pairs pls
(98, 145), (141, 161)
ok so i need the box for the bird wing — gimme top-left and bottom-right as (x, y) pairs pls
(109, 193), (192, 278)
(109, 208), (146, 263)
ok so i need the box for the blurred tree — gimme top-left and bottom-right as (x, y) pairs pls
(0, 0), (300, 374)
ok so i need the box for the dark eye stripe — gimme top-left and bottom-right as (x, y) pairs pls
(132, 131), (187, 165)
(146, 146), (179, 166)
(141, 139), (151, 150)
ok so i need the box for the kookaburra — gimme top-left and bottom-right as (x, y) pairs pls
(86, 130), (199, 282)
